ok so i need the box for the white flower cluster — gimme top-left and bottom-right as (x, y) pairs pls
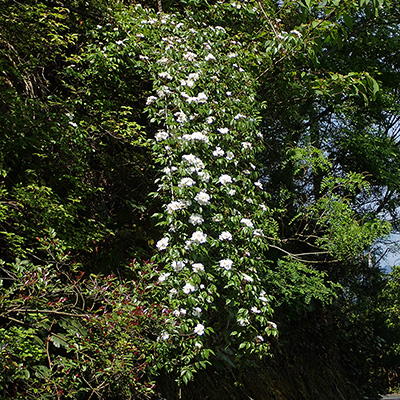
(180, 72), (200, 87)
(179, 177), (196, 187)
(189, 213), (204, 225)
(219, 259), (233, 270)
(192, 263), (205, 273)
(181, 131), (209, 143)
(218, 174), (232, 185)
(191, 230), (207, 244)
(219, 231), (232, 241)
(182, 154), (205, 172)
(195, 191), (210, 205)
(166, 200), (190, 213)
(240, 218), (254, 228)
(213, 146), (224, 157)
(143, 12), (275, 350)
(155, 130), (169, 141)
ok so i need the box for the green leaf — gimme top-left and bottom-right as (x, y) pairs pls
(343, 13), (353, 29)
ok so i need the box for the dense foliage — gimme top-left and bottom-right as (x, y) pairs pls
(1, 0), (400, 399)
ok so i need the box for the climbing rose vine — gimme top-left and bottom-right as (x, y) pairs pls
(117, 3), (279, 383)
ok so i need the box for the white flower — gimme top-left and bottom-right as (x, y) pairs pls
(268, 321), (278, 330)
(212, 214), (223, 222)
(206, 116), (215, 124)
(182, 131), (209, 143)
(196, 92), (208, 103)
(251, 306), (261, 314)
(228, 189), (236, 196)
(192, 131), (209, 141)
(226, 91), (232, 96)
(192, 307), (202, 317)
(158, 272), (170, 283)
(69, 121), (78, 128)
(194, 323), (205, 336)
(183, 283), (196, 294)
(157, 57), (169, 64)
(189, 213), (204, 226)
(183, 51), (197, 61)
(175, 111), (187, 123)
(115, 40), (124, 45)
(171, 260), (186, 272)
(242, 141), (252, 149)
(179, 177), (196, 187)
(254, 181), (263, 189)
(253, 229), (264, 237)
(181, 78), (195, 88)
(219, 231), (232, 241)
(192, 263), (205, 273)
(219, 259), (233, 270)
(198, 170), (210, 182)
(180, 308), (187, 315)
(256, 335), (264, 342)
(195, 191), (210, 205)
(163, 166), (177, 175)
(158, 71), (172, 80)
(238, 318), (249, 326)
(217, 127), (229, 134)
(277, 33), (285, 40)
(226, 151), (234, 161)
(205, 53), (216, 61)
(186, 96), (197, 103)
(290, 29), (302, 38)
(156, 237), (169, 250)
(182, 154), (205, 170)
(159, 331), (170, 340)
(240, 218), (254, 228)
(170, 288), (178, 296)
(188, 72), (200, 81)
(259, 291), (269, 303)
(218, 174), (232, 185)
(213, 147), (225, 157)
(191, 231), (207, 244)
(227, 52), (237, 58)
(157, 86), (172, 98)
(234, 113), (246, 120)
(166, 200), (188, 213)
(242, 273), (253, 282)
(155, 130), (169, 141)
